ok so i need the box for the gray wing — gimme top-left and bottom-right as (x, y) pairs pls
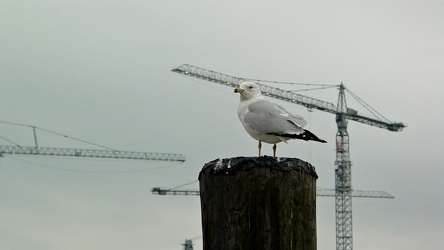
(243, 99), (307, 134)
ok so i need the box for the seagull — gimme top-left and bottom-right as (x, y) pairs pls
(234, 82), (327, 157)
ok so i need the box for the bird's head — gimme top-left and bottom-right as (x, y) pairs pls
(234, 82), (263, 100)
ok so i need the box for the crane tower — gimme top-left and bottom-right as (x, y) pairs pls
(171, 64), (405, 250)
(335, 83), (353, 249)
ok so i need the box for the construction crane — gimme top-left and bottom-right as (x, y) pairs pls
(152, 187), (395, 199)
(171, 64), (405, 250)
(0, 145), (185, 162)
(0, 121), (185, 162)
(182, 239), (194, 250)
(181, 236), (201, 250)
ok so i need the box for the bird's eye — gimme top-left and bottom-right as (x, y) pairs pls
(248, 86), (253, 89)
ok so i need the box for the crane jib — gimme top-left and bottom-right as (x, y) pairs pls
(0, 145), (186, 162)
(172, 64), (406, 132)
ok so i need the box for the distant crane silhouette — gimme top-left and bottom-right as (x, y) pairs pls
(182, 236), (201, 250)
(151, 186), (395, 199)
(0, 121), (185, 162)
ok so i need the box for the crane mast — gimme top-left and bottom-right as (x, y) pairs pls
(172, 64), (405, 250)
(335, 83), (353, 249)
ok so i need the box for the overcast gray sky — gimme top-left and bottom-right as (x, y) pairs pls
(1, 1), (443, 249)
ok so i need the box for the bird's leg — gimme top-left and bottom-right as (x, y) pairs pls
(273, 144), (277, 158)
(258, 141), (262, 156)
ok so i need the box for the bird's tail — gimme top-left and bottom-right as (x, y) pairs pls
(268, 129), (327, 143)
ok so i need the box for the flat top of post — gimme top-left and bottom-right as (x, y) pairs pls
(199, 156), (318, 180)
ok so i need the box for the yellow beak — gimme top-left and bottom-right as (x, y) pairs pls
(234, 88), (244, 93)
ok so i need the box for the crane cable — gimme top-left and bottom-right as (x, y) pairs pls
(0, 134), (21, 146)
(0, 120), (117, 151)
(344, 89), (391, 123)
(245, 78), (338, 93)
(169, 180), (198, 191)
(245, 78), (337, 87)
(289, 85), (338, 92)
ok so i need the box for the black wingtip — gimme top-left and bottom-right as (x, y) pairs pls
(268, 129), (327, 143)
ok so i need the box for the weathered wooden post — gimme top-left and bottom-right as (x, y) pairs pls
(199, 156), (317, 250)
